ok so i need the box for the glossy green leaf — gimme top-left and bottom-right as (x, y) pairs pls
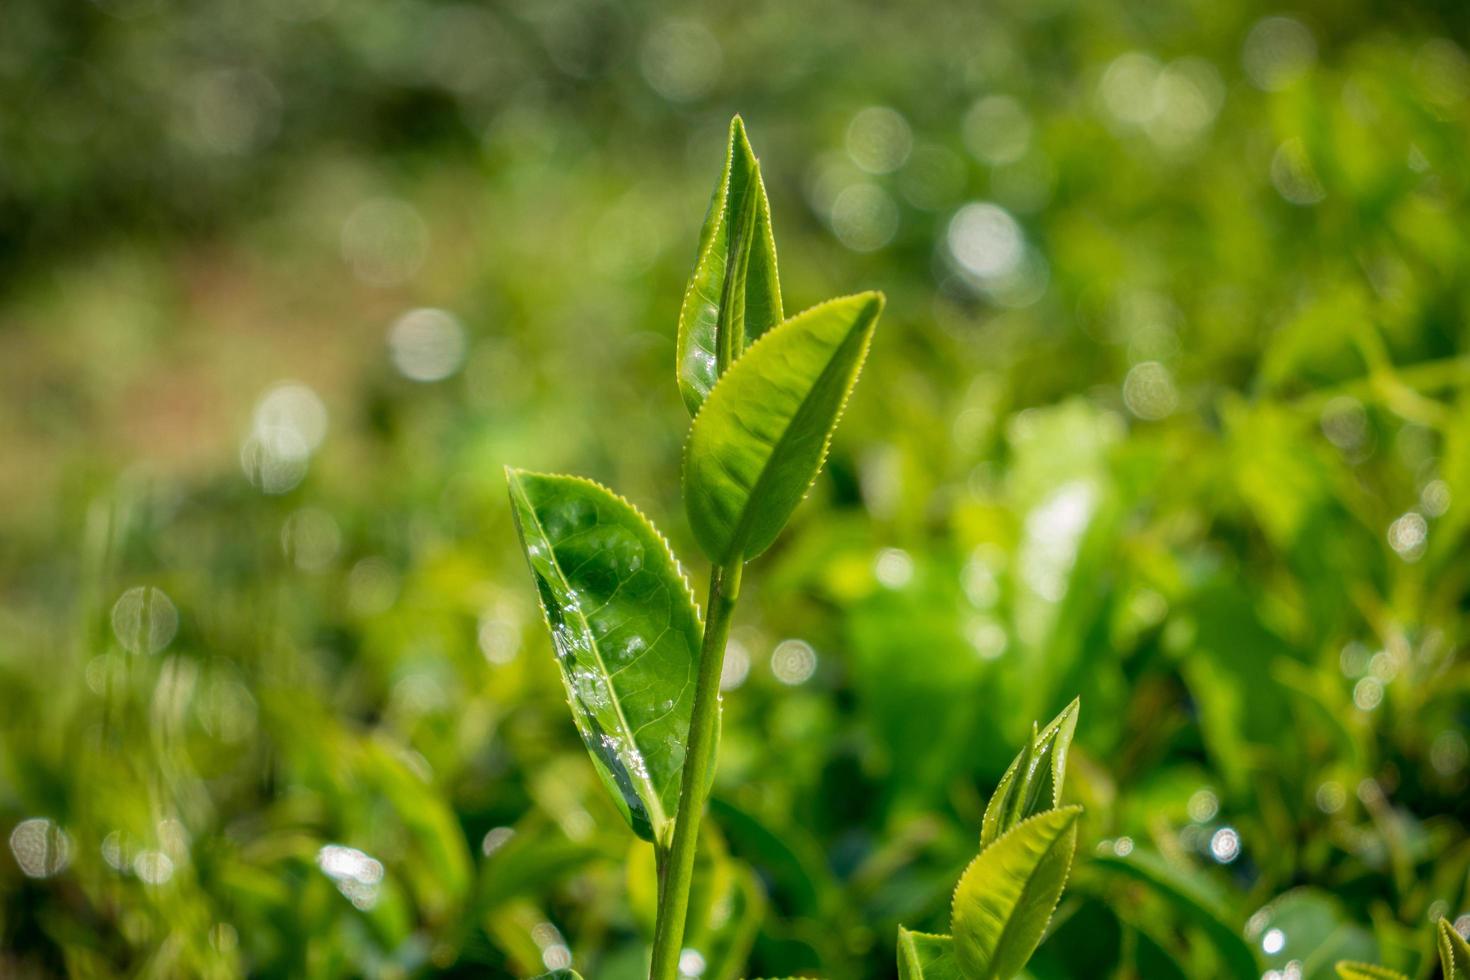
(533, 971), (584, 980)
(981, 698), (1080, 848)
(951, 805), (1081, 980)
(897, 928), (963, 980)
(1335, 963), (1407, 980)
(684, 291), (884, 564)
(1093, 847), (1258, 980)
(1442, 918), (1470, 980)
(507, 469), (702, 843)
(677, 115), (783, 416)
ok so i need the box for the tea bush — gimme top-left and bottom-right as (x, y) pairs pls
(1, 2), (1468, 978)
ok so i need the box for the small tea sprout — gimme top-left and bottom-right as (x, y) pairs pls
(896, 700), (1084, 980)
(512, 116), (883, 980)
(1332, 915), (1470, 980)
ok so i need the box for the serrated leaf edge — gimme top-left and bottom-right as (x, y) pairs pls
(1046, 698), (1080, 808)
(683, 291), (884, 563)
(676, 115), (784, 414)
(507, 467), (703, 623)
(506, 467), (703, 837)
(897, 927), (953, 979)
(1442, 917), (1470, 980)
(1334, 962), (1409, 980)
(951, 805), (1082, 979)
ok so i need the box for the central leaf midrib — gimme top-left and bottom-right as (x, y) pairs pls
(723, 311), (871, 556)
(715, 161), (760, 373)
(517, 482), (670, 834)
(981, 821), (1068, 979)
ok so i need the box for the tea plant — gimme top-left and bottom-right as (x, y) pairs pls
(896, 700), (1081, 980)
(509, 118), (1083, 980)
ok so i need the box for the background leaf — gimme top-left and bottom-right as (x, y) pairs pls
(1091, 847), (1258, 980)
(676, 115), (783, 416)
(507, 469), (702, 842)
(684, 292), (883, 563)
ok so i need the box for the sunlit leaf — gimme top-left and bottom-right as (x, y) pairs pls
(507, 469), (702, 842)
(951, 806), (1081, 980)
(533, 971), (584, 979)
(1442, 918), (1470, 980)
(677, 115), (783, 416)
(1335, 963), (1408, 980)
(981, 699), (1080, 848)
(897, 927), (963, 980)
(684, 292), (884, 564)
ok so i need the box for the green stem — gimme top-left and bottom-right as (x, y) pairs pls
(648, 557), (743, 980)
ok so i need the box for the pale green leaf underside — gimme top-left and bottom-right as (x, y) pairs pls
(1335, 962), (1408, 980)
(507, 469), (702, 843)
(982, 699), (1080, 848)
(897, 928), (963, 980)
(1442, 918), (1470, 979)
(951, 806), (1081, 980)
(677, 115), (783, 416)
(684, 291), (884, 564)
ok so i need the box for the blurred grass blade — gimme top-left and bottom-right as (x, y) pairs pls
(1335, 963), (1408, 979)
(684, 292), (883, 564)
(1442, 918), (1470, 979)
(951, 805), (1081, 980)
(1092, 847), (1258, 980)
(701, 863), (766, 980)
(981, 699), (1080, 848)
(897, 927), (963, 980)
(507, 469), (703, 843)
(677, 115), (783, 415)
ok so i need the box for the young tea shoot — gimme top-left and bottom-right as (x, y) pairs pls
(512, 116), (883, 980)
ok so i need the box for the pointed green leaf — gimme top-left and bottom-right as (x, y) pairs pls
(507, 469), (702, 843)
(677, 115), (784, 415)
(1335, 963), (1408, 980)
(1442, 918), (1470, 980)
(981, 699), (1080, 848)
(897, 928), (964, 980)
(951, 806), (1081, 980)
(533, 972), (584, 980)
(684, 292), (884, 564)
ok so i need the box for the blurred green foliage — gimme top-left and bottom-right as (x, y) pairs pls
(1, 0), (1468, 977)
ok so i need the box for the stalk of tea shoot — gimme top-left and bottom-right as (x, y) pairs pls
(648, 556), (742, 980)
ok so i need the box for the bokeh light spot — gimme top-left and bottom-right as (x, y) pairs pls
(111, 586), (179, 655)
(389, 308), (467, 382)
